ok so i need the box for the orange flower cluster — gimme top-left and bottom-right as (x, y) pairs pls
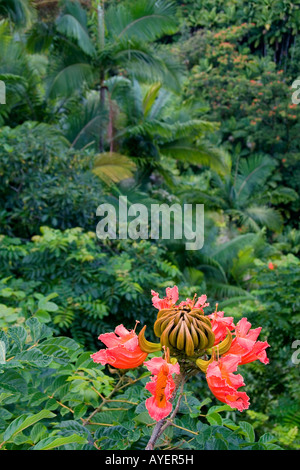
(91, 287), (269, 421)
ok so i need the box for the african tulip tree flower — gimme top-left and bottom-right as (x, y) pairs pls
(144, 356), (180, 421)
(152, 286), (210, 312)
(91, 324), (148, 369)
(223, 317), (270, 365)
(179, 293), (210, 310)
(206, 355), (250, 412)
(208, 308), (235, 346)
(91, 286), (269, 432)
(151, 286), (179, 310)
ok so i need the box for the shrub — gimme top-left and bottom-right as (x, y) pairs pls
(0, 227), (181, 348)
(0, 122), (104, 238)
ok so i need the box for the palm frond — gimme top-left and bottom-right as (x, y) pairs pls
(212, 233), (259, 268)
(55, 13), (95, 56)
(47, 62), (94, 99)
(160, 140), (232, 175)
(148, 87), (172, 120)
(242, 205), (283, 232)
(64, 92), (104, 149)
(218, 295), (255, 309)
(114, 40), (183, 92)
(93, 152), (136, 184)
(106, 0), (178, 43)
(207, 282), (252, 299)
(235, 154), (276, 201)
(142, 82), (162, 117)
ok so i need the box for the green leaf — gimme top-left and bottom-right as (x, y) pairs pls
(30, 423), (48, 444)
(222, 418), (240, 431)
(259, 433), (277, 444)
(32, 434), (87, 450)
(74, 404), (88, 420)
(207, 404), (233, 415)
(0, 340), (6, 364)
(263, 443), (283, 450)
(210, 437), (229, 450)
(239, 421), (255, 443)
(3, 410), (56, 442)
(134, 411), (155, 425)
(206, 412), (223, 426)
(37, 294), (59, 312)
(35, 310), (52, 323)
(7, 325), (27, 352)
(26, 317), (42, 343)
(13, 348), (53, 367)
(56, 14), (95, 56)
(47, 63), (94, 99)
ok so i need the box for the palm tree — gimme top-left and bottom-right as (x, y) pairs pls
(62, 78), (231, 187)
(27, 0), (183, 151)
(0, 19), (47, 125)
(176, 153), (283, 235)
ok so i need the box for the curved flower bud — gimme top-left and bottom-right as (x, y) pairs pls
(196, 356), (215, 373)
(138, 325), (162, 353)
(207, 328), (233, 356)
(91, 324), (148, 369)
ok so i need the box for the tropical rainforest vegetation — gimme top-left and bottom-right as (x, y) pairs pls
(0, 0), (299, 451)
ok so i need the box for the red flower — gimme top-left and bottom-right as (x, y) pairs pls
(268, 262), (275, 270)
(144, 357), (180, 421)
(208, 309), (235, 345)
(151, 286), (179, 310)
(91, 324), (148, 369)
(152, 286), (210, 312)
(206, 355), (250, 412)
(224, 318), (269, 365)
(179, 294), (210, 310)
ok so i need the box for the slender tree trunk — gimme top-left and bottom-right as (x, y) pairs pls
(99, 72), (106, 152)
(98, 2), (106, 152)
(108, 92), (115, 153)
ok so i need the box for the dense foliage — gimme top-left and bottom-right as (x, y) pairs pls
(0, 0), (299, 451)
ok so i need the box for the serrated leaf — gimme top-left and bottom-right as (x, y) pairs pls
(26, 317), (42, 343)
(259, 432), (277, 444)
(13, 348), (53, 367)
(8, 325), (27, 352)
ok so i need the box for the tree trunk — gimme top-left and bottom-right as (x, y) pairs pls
(99, 73), (105, 152)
